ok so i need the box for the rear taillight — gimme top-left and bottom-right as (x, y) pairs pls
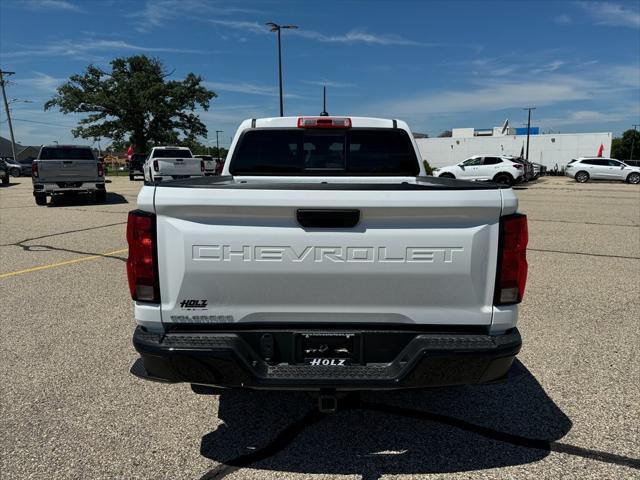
(32, 162), (39, 178)
(297, 117), (352, 128)
(97, 162), (104, 177)
(200, 160), (205, 173)
(153, 159), (159, 172)
(495, 214), (528, 305)
(126, 210), (159, 303)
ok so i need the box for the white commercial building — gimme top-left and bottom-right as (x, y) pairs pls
(415, 129), (612, 170)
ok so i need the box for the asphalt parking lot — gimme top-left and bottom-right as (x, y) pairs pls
(1, 175), (639, 479)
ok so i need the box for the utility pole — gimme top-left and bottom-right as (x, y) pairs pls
(523, 107), (536, 161)
(266, 22), (298, 117)
(0, 70), (17, 162)
(215, 130), (223, 158)
(630, 124), (640, 162)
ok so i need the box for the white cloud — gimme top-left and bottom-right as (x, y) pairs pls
(604, 65), (640, 88)
(369, 55), (640, 118)
(531, 60), (565, 74)
(578, 1), (640, 28)
(290, 29), (434, 46)
(131, 1), (262, 32)
(203, 81), (300, 98)
(205, 20), (434, 47)
(553, 14), (574, 25)
(18, 72), (65, 93)
(17, 0), (83, 12)
(376, 78), (596, 117)
(208, 19), (267, 34)
(301, 80), (356, 88)
(539, 110), (630, 127)
(3, 39), (209, 59)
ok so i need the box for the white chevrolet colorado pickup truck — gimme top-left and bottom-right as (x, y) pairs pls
(143, 146), (204, 182)
(129, 116), (528, 400)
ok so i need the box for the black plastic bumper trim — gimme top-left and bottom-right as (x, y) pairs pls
(131, 327), (521, 390)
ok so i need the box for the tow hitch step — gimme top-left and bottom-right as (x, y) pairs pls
(318, 391), (338, 413)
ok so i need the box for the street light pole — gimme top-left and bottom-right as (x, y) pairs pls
(523, 107), (536, 161)
(266, 22), (298, 117)
(277, 28), (283, 116)
(0, 70), (17, 162)
(215, 130), (223, 158)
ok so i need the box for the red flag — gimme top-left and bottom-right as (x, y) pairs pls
(597, 144), (603, 157)
(127, 145), (134, 160)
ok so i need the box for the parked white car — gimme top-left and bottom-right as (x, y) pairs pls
(565, 157), (640, 184)
(433, 155), (525, 186)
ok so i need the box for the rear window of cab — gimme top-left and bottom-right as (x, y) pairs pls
(39, 148), (94, 160)
(230, 128), (419, 176)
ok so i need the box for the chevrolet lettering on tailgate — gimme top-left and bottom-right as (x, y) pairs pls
(192, 245), (465, 263)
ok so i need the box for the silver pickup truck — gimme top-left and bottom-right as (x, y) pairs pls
(32, 145), (106, 205)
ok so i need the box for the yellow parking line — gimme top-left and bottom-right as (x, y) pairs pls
(0, 248), (129, 280)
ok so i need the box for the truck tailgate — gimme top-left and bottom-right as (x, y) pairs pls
(154, 187), (503, 327)
(37, 160), (98, 182)
(157, 158), (202, 176)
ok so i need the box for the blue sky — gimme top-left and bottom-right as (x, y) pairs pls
(1, 0), (639, 149)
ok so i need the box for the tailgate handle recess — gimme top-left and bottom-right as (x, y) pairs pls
(63, 161), (73, 164)
(296, 209), (360, 228)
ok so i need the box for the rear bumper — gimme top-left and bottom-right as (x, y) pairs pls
(33, 181), (105, 193)
(131, 326), (521, 391)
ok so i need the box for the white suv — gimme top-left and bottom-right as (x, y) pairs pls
(565, 157), (640, 184)
(433, 155), (525, 186)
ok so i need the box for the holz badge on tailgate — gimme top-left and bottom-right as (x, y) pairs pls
(180, 299), (208, 309)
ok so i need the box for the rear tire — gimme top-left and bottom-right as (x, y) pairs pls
(493, 174), (513, 186)
(95, 190), (107, 203)
(439, 173), (455, 179)
(575, 171), (589, 183)
(129, 174), (134, 181)
(627, 172), (640, 184)
(2, 175), (9, 185)
(35, 192), (47, 205)
(9, 167), (20, 177)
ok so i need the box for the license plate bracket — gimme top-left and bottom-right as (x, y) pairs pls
(295, 333), (361, 366)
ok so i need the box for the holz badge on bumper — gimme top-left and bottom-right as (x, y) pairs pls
(306, 358), (351, 366)
(298, 333), (358, 366)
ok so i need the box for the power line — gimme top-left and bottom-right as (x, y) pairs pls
(12, 117), (76, 128)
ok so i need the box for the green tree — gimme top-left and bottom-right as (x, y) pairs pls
(45, 55), (216, 153)
(611, 129), (640, 161)
(422, 159), (434, 175)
